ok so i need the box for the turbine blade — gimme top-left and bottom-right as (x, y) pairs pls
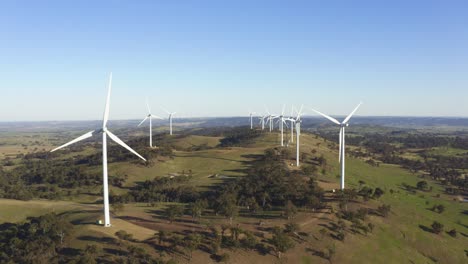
(151, 114), (163, 119)
(343, 102), (362, 124)
(309, 108), (341, 125)
(102, 73), (112, 128)
(106, 130), (147, 161)
(146, 98), (152, 114)
(160, 106), (170, 115)
(138, 116), (149, 127)
(296, 105), (304, 120)
(50, 130), (94, 152)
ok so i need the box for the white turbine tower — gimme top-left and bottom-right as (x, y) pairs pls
(161, 107), (176, 135)
(50, 73), (147, 227)
(138, 99), (163, 147)
(310, 103), (362, 190)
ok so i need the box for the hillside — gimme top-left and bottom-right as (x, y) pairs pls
(0, 129), (466, 263)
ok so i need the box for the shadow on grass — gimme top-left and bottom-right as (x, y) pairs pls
(77, 235), (116, 244)
(418, 224), (434, 233)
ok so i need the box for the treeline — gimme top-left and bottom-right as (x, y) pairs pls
(218, 127), (262, 147)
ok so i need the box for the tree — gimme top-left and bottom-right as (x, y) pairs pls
(373, 188), (384, 199)
(319, 228), (328, 240)
(416, 180), (428, 190)
(165, 204), (184, 223)
(431, 221), (444, 234)
(221, 199), (238, 225)
(431, 204), (445, 214)
(271, 227), (294, 259)
(447, 229), (457, 237)
(188, 199), (208, 220)
(377, 204), (391, 217)
(284, 200), (298, 220)
(157, 230), (167, 246)
(326, 243), (336, 263)
(184, 234), (202, 260)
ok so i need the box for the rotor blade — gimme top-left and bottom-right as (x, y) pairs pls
(309, 108), (341, 125)
(296, 105), (304, 120)
(137, 116), (149, 127)
(51, 131), (94, 152)
(160, 106), (171, 115)
(146, 98), (151, 114)
(339, 127), (342, 162)
(106, 130), (147, 161)
(343, 102), (362, 124)
(282, 104), (285, 116)
(151, 114), (164, 120)
(102, 73), (112, 128)
(283, 119), (289, 129)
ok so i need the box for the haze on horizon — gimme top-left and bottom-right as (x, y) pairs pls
(1, 0), (467, 121)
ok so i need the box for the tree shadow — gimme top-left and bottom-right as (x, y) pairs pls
(305, 248), (328, 260)
(77, 235), (116, 244)
(418, 224), (434, 234)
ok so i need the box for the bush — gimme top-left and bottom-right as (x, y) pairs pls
(431, 221), (444, 234)
(447, 229), (457, 237)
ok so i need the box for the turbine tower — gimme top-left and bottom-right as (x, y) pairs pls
(310, 103), (362, 190)
(161, 107), (177, 135)
(138, 99), (163, 147)
(50, 73), (147, 227)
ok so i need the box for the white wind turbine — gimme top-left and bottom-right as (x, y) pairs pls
(289, 106), (296, 143)
(161, 107), (176, 135)
(138, 99), (163, 147)
(310, 103), (362, 190)
(249, 111), (256, 129)
(259, 114), (267, 130)
(50, 73), (146, 227)
(294, 105), (304, 167)
(264, 107), (278, 132)
(275, 105), (290, 147)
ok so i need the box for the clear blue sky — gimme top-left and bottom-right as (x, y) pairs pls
(1, 0), (467, 121)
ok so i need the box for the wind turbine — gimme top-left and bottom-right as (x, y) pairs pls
(161, 107), (176, 135)
(275, 105), (290, 146)
(310, 103), (362, 190)
(289, 106), (296, 143)
(259, 115), (267, 130)
(249, 112), (256, 129)
(294, 105), (304, 167)
(264, 107), (278, 133)
(138, 99), (163, 147)
(50, 73), (146, 227)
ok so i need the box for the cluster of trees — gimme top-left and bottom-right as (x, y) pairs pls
(123, 176), (199, 204)
(0, 213), (73, 263)
(206, 148), (325, 222)
(218, 127), (262, 147)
